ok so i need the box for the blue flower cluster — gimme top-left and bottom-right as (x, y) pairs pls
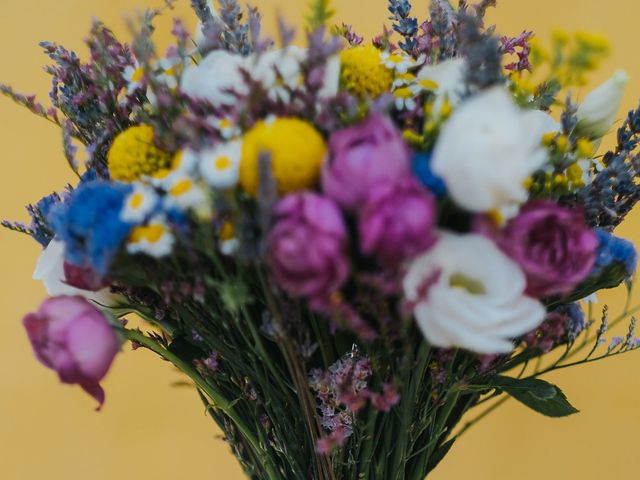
(594, 228), (638, 276)
(48, 181), (133, 275)
(412, 152), (447, 196)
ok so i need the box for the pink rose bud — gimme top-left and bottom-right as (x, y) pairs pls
(23, 296), (120, 409)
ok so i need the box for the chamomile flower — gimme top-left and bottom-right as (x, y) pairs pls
(156, 57), (182, 89)
(163, 174), (209, 215)
(123, 63), (146, 93)
(149, 149), (199, 185)
(393, 86), (417, 110)
(380, 52), (416, 74)
(127, 215), (175, 258)
(120, 184), (158, 223)
(209, 116), (241, 140)
(219, 221), (239, 255)
(199, 141), (242, 189)
(392, 72), (417, 89)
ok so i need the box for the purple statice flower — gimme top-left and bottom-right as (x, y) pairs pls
(267, 193), (349, 305)
(322, 114), (410, 212)
(523, 304), (585, 353)
(369, 384), (400, 412)
(309, 352), (373, 452)
(339, 24), (364, 46)
(23, 296), (120, 409)
(359, 176), (438, 268)
(48, 181), (134, 275)
(500, 31), (534, 72)
(477, 201), (598, 299)
(2, 192), (64, 247)
(593, 229), (638, 276)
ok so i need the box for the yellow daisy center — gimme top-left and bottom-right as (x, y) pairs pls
(214, 155), (232, 171)
(131, 67), (144, 83)
(130, 224), (166, 244)
(170, 178), (193, 197)
(129, 192), (144, 209)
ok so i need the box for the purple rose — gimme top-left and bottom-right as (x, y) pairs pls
(23, 296), (120, 409)
(322, 114), (410, 211)
(483, 200), (598, 298)
(268, 193), (349, 303)
(359, 176), (438, 267)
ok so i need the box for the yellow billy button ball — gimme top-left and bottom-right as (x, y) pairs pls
(239, 118), (327, 196)
(107, 124), (172, 182)
(339, 45), (394, 99)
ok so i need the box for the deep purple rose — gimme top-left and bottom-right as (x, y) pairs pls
(359, 176), (438, 267)
(481, 200), (598, 298)
(23, 296), (120, 409)
(267, 193), (349, 304)
(321, 114), (410, 211)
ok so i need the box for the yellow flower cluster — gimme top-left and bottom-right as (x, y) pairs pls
(240, 118), (327, 196)
(108, 125), (172, 182)
(339, 45), (394, 99)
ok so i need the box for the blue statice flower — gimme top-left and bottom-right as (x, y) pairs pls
(48, 181), (133, 275)
(412, 152), (447, 196)
(563, 303), (586, 340)
(594, 228), (637, 276)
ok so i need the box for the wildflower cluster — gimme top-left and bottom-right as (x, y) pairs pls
(4, 1), (640, 479)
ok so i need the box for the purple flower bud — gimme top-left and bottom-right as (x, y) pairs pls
(63, 262), (109, 291)
(23, 296), (120, 409)
(322, 114), (410, 211)
(359, 176), (438, 267)
(478, 201), (598, 298)
(267, 193), (349, 303)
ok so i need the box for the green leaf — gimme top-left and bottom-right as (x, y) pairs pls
(305, 0), (335, 31)
(426, 437), (456, 474)
(493, 376), (579, 418)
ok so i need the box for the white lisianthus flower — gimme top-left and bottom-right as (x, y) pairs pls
(577, 69), (629, 139)
(417, 58), (466, 111)
(403, 233), (546, 354)
(181, 50), (247, 106)
(431, 87), (549, 212)
(33, 239), (118, 306)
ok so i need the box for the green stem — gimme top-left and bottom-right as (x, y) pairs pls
(455, 395), (509, 439)
(121, 328), (280, 480)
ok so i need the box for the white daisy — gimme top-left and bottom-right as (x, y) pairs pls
(156, 57), (182, 90)
(163, 174), (209, 214)
(198, 141), (242, 189)
(393, 86), (417, 111)
(121, 184), (158, 223)
(209, 116), (241, 140)
(127, 216), (175, 258)
(380, 52), (417, 74)
(123, 63), (146, 93)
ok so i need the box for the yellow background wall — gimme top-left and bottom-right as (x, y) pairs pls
(1, 1), (639, 479)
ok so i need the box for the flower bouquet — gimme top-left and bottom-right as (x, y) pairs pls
(4, 0), (640, 478)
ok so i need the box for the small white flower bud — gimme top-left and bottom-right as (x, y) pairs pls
(577, 70), (629, 139)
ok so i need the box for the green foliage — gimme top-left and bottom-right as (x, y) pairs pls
(491, 376), (579, 417)
(306, 0), (335, 32)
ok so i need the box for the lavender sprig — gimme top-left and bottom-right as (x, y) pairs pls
(388, 0), (419, 55)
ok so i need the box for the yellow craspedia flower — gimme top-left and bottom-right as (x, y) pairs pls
(240, 118), (327, 196)
(108, 125), (172, 182)
(339, 45), (394, 99)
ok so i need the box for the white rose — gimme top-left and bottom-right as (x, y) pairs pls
(181, 50), (247, 106)
(403, 233), (545, 354)
(417, 57), (466, 112)
(33, 239), (119, 306)
(577, 69), (629, 139)
(431, 87), (549, 212)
